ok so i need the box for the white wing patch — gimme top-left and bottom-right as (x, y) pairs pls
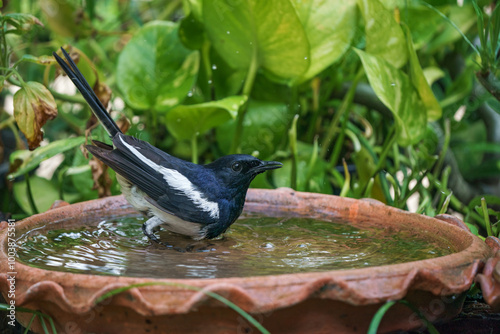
(119, 136), (220, 219)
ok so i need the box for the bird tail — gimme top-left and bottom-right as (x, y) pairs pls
(52, 47), (121, 138)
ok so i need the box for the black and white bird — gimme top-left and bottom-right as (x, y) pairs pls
(53, 48), (282, 244)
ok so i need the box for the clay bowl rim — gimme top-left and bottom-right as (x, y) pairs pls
(0, 188), (492, 314)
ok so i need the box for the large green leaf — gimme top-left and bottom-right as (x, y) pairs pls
(166, 95), (247, 140)
(216, 101), (290, 158)
(203, 0), (309, 81)
(13, 176), (60, 215)
(404, 25), (442, 121)
(117, 21), (199, 111)
(8, 137), (85, 180)
(355, 49), (427, 146)
(291, 0), (357, 82)
(357, 0), (408, 68)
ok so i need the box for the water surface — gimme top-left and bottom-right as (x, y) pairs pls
(15, 216), (454, 279)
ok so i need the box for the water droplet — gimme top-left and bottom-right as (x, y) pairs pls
(208, 79), (213, 84)
(187, 91), (193, 97)
(235, 50), (239, 54)
(390, 83), (396, 86)
(304, 56), (308, 60)
(212, 64), (217, 70)
(226, 30), (230, 34)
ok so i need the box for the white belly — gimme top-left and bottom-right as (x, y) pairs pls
(116, 174), (206, 239)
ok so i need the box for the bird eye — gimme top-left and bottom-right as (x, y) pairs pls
(231, 162), (242, 172)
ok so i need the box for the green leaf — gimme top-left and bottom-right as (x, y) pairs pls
(423, 67), (445, 86)
(9, 137), (85, 180)
(203, 0), (310, 81)
(273, 142), (332, 194)
(40, 0), (91, 37)
(211, 48), (247, 100)
(13, 176), (60, 215)
(403, 6), (442, 50)
(403, 24), (442, 121)
(465, 223), (480, 236)
(16, 54), (56, 65)
(4, 13), (44, 31)
(355, 49), (427, 146)
(69, 149), (98, 200)
(13, 81), (58, 150)
(357, 0), (408, 68)
(179, 12), (205, 50)
(184, 0), (203, 21)
(117, 21), (199, 111)
(291, 0), (357, 83)
(216, 101), (290, 158)
(166, 95), (247, 140)
(426, 4), (476, 54)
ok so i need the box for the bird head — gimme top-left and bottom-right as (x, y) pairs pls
(206, 154), (282, 197)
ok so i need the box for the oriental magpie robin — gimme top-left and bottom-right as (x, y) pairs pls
(53, 47), (282, 243)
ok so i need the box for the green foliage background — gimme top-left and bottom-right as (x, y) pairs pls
(1, 0), (499, 238)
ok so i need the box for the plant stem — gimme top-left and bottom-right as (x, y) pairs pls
(327, 110), (349, 169)
(191, 134), (198, 164)
(476, 71), (500, 102)
(374, 126), (396, 174)
(201, 40), (213, 101)
(320, 68), (363, 158)
(0, 116), (14, 130)
(339, 159), (351, 197)
(25, 174), (39, 214)
(289, 114), (299, 190)
(304, 136), (319, 192)
(432, 118), (450, 176)
(231, 46), (259, 154)
(481, 197), (494, 237)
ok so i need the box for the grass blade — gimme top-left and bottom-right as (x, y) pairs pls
(95, 282), (270, 334)
(23, 314), (37, 334)
(368, 300), (440, 334)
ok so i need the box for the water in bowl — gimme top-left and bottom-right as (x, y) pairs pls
(15, 216), (454, 279)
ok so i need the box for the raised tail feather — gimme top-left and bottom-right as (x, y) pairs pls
(53, 47), (121, 137)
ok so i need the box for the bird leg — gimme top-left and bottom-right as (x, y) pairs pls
(142, 216), (171, 247)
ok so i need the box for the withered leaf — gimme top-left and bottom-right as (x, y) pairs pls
(89, 157), (112, 198)
(13, 82), (58, 150)
(93, 78), (112, 111)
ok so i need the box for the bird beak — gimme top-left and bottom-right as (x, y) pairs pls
(252, 160), (283, 174)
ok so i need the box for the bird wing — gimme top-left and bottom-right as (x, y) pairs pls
(87, 134), (218, 225)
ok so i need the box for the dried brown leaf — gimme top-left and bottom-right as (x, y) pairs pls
(13, 82), (58, 150)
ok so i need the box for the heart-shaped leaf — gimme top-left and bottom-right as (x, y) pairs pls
(291, 0), (357, 83)
(355, 49), (427, 146)
(166, 95), (247, 140)
(117, 21), (199, 111)
(357, 0), (408, 68)
(216, 101), (290, 158)
(203, 0), (309, 81)
(14, 81), (58, 150)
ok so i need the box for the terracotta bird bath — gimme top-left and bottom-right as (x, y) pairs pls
(1, 188), (499, 333)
